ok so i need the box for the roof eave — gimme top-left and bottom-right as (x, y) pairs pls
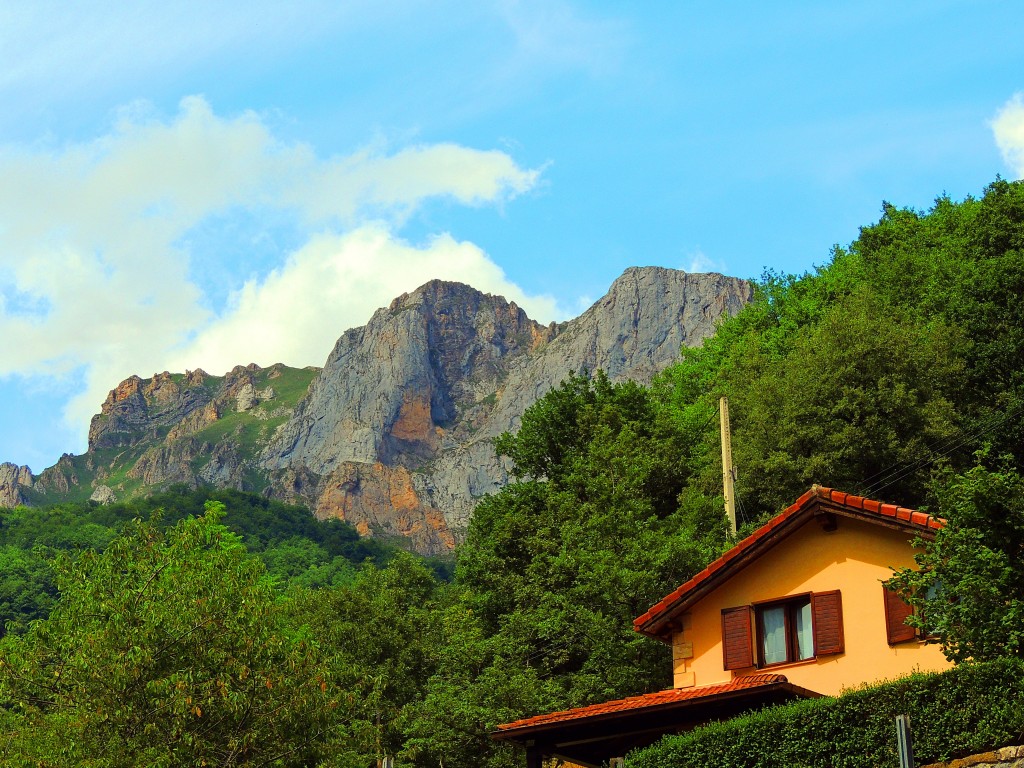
(491, 679), (823, 741)
(634, 504), (812, 638)
(633, 489), (942, 639)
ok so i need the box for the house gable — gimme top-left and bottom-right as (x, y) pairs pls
(637, 487), (950, 696)
(634, 486), (943, 641)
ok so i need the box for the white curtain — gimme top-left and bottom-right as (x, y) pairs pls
(795, 600), (813, 660)
(761, 606), (787, 664)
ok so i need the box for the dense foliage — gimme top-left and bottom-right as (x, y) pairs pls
(0, 486), (413, 634)
(0, 506), (338, 767)
(2, 179), (1024, 765)
(664, 179), (1024, 521)
(458, 372), (722, 709)
(626, 657), (1024, 768)
(889, 457), (1024, 663)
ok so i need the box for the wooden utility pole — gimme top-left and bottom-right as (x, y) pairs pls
(719, 396), (737, 536)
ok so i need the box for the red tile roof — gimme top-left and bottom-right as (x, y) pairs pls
(634, 486), (944, 637)
(494, 674), (795, 734)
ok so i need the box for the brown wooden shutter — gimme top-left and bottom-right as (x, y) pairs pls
(811, 590), (844, 656)
(721, 605), (754, 670)
(884, 586), (917, 644)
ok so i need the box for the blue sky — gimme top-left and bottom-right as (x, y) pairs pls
(2, 0), (1023, 472)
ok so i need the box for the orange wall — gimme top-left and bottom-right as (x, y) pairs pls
(672, 517), (951, 696)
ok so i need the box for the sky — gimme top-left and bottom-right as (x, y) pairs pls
(2, 0), (1024, 473)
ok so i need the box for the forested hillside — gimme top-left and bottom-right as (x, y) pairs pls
(0, 487), (420, 636)
(668, 178), (1024, 519)
(1, 179), (1022, 766)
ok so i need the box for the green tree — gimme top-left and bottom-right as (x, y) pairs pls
(287, 552), (443, 766)
(723, 288), (962, 513)
(457, 372), (717, 715)
(402, 585), (554, 768)
(0, 545), (56, 636)
(889, 457), (1024, 663)
(0, 504), (336, 767)
(659, 181), (1024, 525)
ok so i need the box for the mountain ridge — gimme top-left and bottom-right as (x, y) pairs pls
(1, 267), (753, 552)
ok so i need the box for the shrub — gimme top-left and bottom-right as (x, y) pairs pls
(626, 658), (1024, 768)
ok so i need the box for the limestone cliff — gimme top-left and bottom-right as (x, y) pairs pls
(261, 268), (752, 552)
(0, 462), (33, 508)
(5, 267), (752, 554)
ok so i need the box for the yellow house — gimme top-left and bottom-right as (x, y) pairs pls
(493, 486), (952, 768)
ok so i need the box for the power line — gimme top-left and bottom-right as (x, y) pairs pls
(857, 405), (1009, 490)
(861, 405), (1020, 497)
(857, 400), (1024, 499)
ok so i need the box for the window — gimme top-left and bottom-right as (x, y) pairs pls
(920, 582), (942, 639)
(757, 596), (813, 666)
(722, 591), (844, 670)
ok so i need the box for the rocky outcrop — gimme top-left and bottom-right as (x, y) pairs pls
(90, 485), (116, 504)
(197, 442), (248, 488)
(166, 402), (221, 441)
(28, 363), (317, 503)
(265, 280), (552, 477)
(34, 454), (81, 496)
(0, 462), (33, 508)
(317, 462), (455, 553)
(86, 366), (268, 453)
(262, 268), (752, 551)
(471, 267), (751, 442)
(88, 372), (211, 451)
(920, 745), (1024, 768)
(127, 438), (206, 487)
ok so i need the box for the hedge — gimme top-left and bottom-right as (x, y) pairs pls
(626, 658), (1024, 768)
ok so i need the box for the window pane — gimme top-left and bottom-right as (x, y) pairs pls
(761, 606), (787, 664)
(795, 600), (813, 660)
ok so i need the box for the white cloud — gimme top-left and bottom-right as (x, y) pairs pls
(290, 142), (539, 224)
(0, 96), (545, 442)
(166, 225), (560, 376)
(993, 93), (1024, 179)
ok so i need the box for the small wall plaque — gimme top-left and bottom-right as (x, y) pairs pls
(674, 640), (694, 660)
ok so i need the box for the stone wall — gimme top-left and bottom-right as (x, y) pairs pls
(920, 745), (1024, 768)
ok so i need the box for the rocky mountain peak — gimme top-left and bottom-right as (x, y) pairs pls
(265, 280), (549, 477)
(5, 267), (753, 554)
(260, 268), (752, 551)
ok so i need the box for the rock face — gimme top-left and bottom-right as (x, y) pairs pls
(261, 267), (752, 552)
(23, 363), (321, 508)
(0, 462), (33, 508)
(90, 485), (116, 504)
(4, 267), (752, 554)
(265, 280), (551, 476)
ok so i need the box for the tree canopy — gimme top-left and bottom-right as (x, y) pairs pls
(0, 504), (337, 767)
(660, 179), (1024, 524)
